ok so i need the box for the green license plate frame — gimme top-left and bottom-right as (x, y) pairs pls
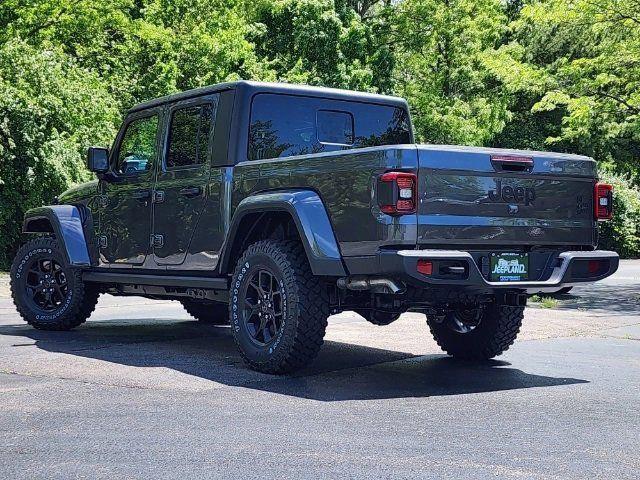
(489, 252), (529, 282)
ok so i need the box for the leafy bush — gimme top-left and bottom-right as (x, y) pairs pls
(597, 170), (640, 258)
(0, 40), (118, 269)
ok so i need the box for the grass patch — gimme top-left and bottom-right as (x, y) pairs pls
(529, 295), (559, 309)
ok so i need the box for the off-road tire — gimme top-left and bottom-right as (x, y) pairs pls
(10, 237), (99, 331)
(427, 303), (524, 360)
(356, 309), (401, 326)
(181, 299), (229, 325)
(229, 240), (329, 374)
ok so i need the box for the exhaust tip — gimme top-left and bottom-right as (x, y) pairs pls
(337, 276), (405, 294)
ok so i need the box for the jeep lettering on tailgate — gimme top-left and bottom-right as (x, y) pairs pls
(488, 179), (536, 206)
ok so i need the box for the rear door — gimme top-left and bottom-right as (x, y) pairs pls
(152, 95), (218, 265)
(416, 146), (598, 247)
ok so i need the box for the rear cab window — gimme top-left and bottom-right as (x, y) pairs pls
(317, 110), (354, 145)
(248, 94), (411, 161)
(166, 104), (213, 169)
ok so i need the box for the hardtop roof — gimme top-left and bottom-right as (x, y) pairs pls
(127, 80), (409, 113)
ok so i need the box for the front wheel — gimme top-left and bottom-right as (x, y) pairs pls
(229, 240), (329, 374)
(10, 237), (99, 331)
(426, 303), (524, 360)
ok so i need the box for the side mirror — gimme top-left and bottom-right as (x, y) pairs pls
(86, 147), (110, 174)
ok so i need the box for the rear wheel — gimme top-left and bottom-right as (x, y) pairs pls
(426, 302), (524, 360)
(181, 299), (229, 325)
(10, 237), (99, 331)
(229, 240), (329, 374)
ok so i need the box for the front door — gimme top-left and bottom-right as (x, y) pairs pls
(152, 96), (217, 265)
(99, 110), (161, 265)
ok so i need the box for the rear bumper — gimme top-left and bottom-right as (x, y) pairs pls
(377, 249), (619, 291)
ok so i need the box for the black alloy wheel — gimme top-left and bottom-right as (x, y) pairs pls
(229, 240), (329, 374)
(242, 268), (285, 346)
(426, 302), (524, 360)
(10, 237), (99, 331)
(445, 306), (484, 334)
(23, 257), (69, 312)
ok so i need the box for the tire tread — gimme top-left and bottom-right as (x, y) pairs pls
(230, 240), (328, 374)
(427, 304), (524, 360)
(181, 299), (229, 325)
(10, 237), (99, 331)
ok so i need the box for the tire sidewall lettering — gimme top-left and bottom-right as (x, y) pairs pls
(35, 290), (73, 320)
(231, 252), (289, 358)
(231, 261), (250, 333)
(15, 244), (73, 321)
(268, 278), (287, 353)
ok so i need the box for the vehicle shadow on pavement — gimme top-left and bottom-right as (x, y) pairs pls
(0, 319), (588, 401)
(553, 284), (640, 315)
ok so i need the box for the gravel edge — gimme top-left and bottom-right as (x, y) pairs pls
(0, 272), (9, 299)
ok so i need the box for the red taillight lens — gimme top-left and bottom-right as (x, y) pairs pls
(378, 171), (417, 215)
(594, 183), (613, 220)
(417, 260), (433, 275)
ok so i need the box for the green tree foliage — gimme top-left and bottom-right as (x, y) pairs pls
(597, 169), (640, 257)
(391, 0), (511, 145)
(0, 40), (119, 267)
(249, 0), (394, 91)
(0, 0), (639, 266)
(489, 0), (640, 179)
(0, 0), (269, 267)
(1, 0), (268, 108)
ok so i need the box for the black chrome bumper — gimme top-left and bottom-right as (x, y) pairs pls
(377, 249), (619, 291)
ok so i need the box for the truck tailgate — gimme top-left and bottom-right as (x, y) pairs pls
(416, 145), (598, 247)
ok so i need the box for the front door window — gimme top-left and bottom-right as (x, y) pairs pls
(116, 115), (159, 175)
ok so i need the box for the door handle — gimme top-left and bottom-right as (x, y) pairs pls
(179, 186), (202, 198)
(132, 189), (151, 201)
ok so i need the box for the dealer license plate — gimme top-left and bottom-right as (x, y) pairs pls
(490, 252), (529, 282)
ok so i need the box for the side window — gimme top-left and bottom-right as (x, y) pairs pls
(166, 104), (213, 169)
(249, 96), (316, 161)
(116, 115), (159, 175)
(248, 94), (412, 161)
(352, 106), (411, 148)
(317, 110), (354, 145)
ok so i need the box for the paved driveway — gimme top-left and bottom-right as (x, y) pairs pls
(0, 262), (638, 479)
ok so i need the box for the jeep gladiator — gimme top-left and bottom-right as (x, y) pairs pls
(10, 81), (619, 373)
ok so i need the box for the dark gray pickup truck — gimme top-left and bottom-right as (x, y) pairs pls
(10, 81), (618, 373)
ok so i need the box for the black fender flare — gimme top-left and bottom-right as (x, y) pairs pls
(22, 205), (92, 267)
(220, 190), (346, 276)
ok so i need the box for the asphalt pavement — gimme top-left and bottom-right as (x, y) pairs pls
(0, 262), (638, 479)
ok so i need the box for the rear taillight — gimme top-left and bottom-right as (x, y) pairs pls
(594, 182), (613, 220)
(378, 171), (417, 215)
(417, 260), (433, 275)
(588, 260), (601, 275)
